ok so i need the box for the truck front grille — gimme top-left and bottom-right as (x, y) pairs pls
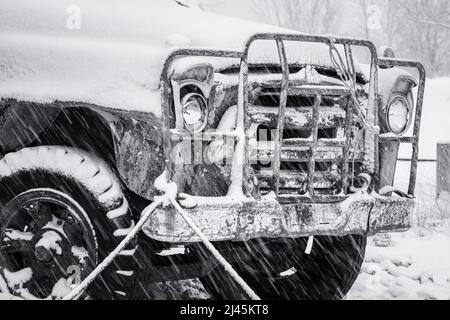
(248, 85), (365, 203)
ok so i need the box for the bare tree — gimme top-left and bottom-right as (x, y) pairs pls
(253, 0), (341, 35)
(359, 0), (371, 40)
(356, 0), (399, 46)
(394, 0), (450, 76)
(353, 0), (449, 76)
(383, 0), (399, 47)
(252, 0), (450, 76)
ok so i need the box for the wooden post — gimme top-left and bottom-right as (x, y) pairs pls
(437, 143), (450, 199)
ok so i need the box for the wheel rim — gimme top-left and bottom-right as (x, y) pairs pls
(0, 188), (97, 299)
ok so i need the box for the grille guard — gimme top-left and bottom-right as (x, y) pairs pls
(160, 33), (425, 201)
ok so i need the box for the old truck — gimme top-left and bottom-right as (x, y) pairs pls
(0, 0), (425, 300)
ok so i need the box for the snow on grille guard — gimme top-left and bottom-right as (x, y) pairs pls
(153, 33), (425, 242)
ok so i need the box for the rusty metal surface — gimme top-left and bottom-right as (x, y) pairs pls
(379, 141), (400, 189)
(142, 194), (415, 242)
(272, 39), (290, 197)
(248, 106), (347, 129)
(256, 170), (340, 190)
(249, 146), (364, 163)
(342, 93), (353, 193)
(308, 95), (321, 198)
(110, 109), (166, 199)
(368, 196), (414, 233)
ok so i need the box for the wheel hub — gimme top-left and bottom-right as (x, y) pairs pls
(0, 188), (97, 299)
(32, 228), (71, 265)
(34, 246), (52, 263)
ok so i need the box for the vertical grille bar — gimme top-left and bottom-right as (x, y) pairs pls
(273, 39), (290, 197)
(342, 97), (352, 193)
(342, 44), (355, 194)
(228, 57), (249, 197)
(307, 95), (321, 197)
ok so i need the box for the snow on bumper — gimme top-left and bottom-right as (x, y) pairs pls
(142, 193), (414, 243)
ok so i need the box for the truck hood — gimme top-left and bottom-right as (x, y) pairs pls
(0, 0), (363, 116)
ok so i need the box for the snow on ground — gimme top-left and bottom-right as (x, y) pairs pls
(348, 227), (450, 300)
(348, 161), (450, 300)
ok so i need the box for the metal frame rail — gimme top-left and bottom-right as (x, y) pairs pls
(378, 58), (426, 196)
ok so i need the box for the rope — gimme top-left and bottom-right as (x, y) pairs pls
(326, 38), (377, 133)
(62, 195), (260, 301)
(169, 197), (261, 300)
(62, 198), (164, 300)
(326, 37), (378, 189)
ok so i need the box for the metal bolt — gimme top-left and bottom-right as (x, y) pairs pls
(66, 216), (75, 224)
(35, 246), (52, 262)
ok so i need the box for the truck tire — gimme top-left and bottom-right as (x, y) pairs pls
(200, 235), (366, 300)
(0, 146), (140, 299)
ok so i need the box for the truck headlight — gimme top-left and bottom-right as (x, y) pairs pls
(181, 93), (207, 132)
(386, 95), (411, 134)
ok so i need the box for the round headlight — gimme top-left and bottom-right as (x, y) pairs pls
(386, 96), (411, 134)
(181, 93), (207, 132)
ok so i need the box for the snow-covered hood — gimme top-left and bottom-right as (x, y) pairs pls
(0, 0), (362, 115)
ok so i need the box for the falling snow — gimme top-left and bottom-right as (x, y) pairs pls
(1, 0), (450, 301)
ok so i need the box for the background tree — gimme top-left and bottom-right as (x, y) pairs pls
(394, 0), (450, 76)
(253, 0), (342, 35)
(250, 0), (450, 77)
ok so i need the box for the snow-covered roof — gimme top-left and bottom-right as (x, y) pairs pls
(0, 0), (361, 115)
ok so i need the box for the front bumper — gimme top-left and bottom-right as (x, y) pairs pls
(142, 192), (414, 243)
